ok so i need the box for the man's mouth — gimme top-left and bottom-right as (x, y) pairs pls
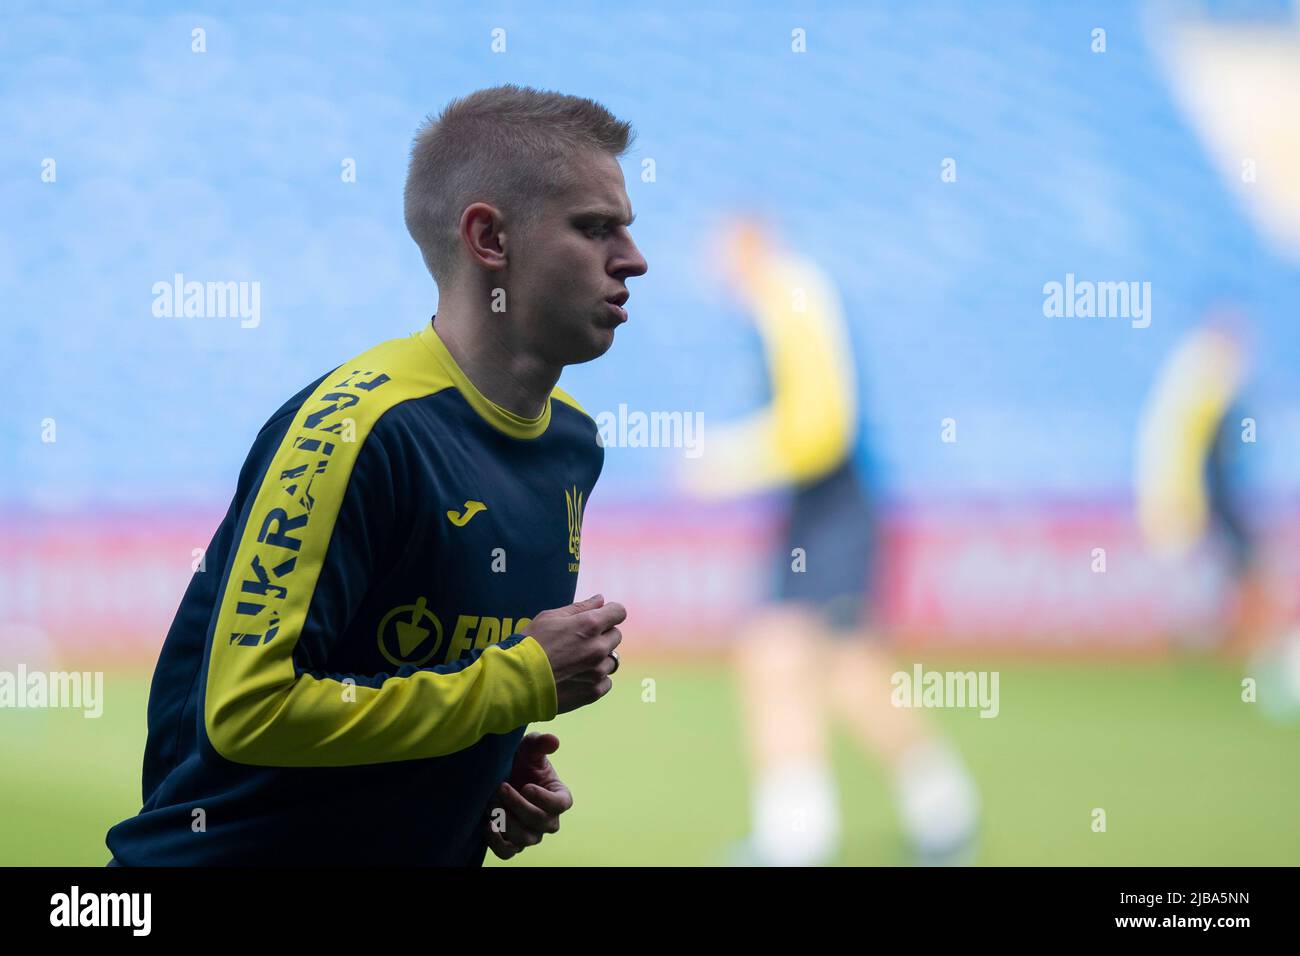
(604, 291), (629, 323)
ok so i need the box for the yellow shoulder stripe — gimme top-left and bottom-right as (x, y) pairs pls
(550, 384), (593, 420)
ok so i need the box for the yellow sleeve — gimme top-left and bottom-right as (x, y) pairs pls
(1135, 328), (1245, 556)
(683, 252), (857, 497)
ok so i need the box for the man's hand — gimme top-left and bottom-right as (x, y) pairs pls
(485, 733), (573, 860)
(526, 594), (625, 714)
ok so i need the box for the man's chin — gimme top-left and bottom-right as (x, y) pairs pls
(565, 326), (617, 365)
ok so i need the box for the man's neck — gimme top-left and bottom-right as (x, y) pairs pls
(430, 299), (560, 420)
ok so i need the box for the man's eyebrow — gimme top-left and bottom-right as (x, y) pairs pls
(574, 209), (636, 226)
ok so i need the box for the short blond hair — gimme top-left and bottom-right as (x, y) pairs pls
(403, 84), (634, 286)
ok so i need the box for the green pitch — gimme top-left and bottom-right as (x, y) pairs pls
(2, 658), (1297, 865)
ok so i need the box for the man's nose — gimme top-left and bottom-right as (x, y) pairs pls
(612, 238), (648, 279)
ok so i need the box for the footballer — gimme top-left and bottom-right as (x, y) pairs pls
(105, 85), (647, 865)
(682, 219), (979, 866)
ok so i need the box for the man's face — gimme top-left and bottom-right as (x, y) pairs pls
(506, 149), (648, 366)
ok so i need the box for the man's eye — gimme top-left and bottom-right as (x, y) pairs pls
(584, 226), (608, 238)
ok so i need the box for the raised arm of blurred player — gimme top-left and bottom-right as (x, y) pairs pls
(679, 221), (857, 498)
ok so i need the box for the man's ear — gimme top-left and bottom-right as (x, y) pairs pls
(459, 202), (508, 271)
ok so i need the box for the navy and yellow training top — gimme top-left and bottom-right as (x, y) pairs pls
(106, 318), (602, 865)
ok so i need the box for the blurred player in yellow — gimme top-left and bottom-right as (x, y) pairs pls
(682, 218), (979, 865)
(1136, 314), (1300, 714)
(1153, 17), (1300, 717)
